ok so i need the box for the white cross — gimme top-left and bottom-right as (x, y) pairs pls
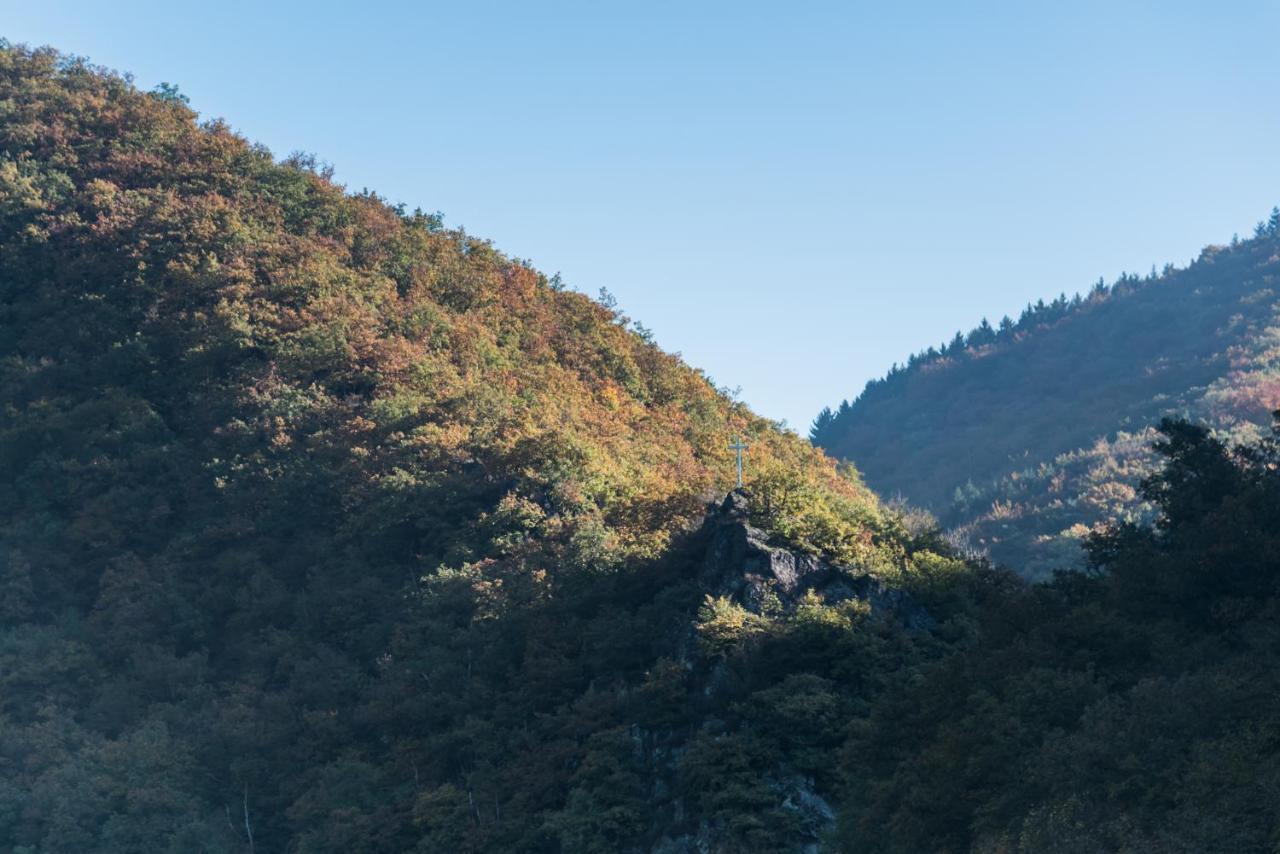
(728, 435), (749, 488)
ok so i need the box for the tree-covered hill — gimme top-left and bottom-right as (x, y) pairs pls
(5, 42), (1279, 854)
(811, 218), (1280, 577)
(836, 416), (1280, 853)
(0, 43), (940, 852)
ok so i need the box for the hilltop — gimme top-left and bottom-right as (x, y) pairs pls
(812, 222), (1280, 576)
(0, 43), (946, 851)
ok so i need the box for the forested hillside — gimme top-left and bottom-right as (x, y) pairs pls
(4, 43), (1279, 854)
(835, 416), (1280, 852)
(812, 221), (1280, 577)
(0, 43), (945, 852)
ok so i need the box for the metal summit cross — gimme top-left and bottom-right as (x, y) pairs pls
(728, 435), (749, 489)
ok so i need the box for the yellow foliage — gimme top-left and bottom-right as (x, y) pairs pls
(695, 595), (771, 654)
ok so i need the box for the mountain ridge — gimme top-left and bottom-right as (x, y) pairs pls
(812, 220), (1280, 575)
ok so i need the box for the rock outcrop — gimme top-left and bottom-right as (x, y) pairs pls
(639, 491), (935, 853)
(699, 489), (934, 631)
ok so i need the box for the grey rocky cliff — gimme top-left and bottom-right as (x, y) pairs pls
(640, 490), (935, 854)
(698, 489), (934, 631)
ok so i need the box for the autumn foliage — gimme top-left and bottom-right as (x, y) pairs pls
(6, 42), (1278, 854)
(0, 43), (900, 851)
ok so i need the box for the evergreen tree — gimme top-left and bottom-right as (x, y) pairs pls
(969, 318), (997, 347)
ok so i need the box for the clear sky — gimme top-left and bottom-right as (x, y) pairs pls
(6, 1), (1280, 431)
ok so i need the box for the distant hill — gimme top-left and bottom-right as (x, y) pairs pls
(811, 221), (1280, 577)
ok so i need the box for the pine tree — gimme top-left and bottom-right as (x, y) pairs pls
(969, 318), (996, 347)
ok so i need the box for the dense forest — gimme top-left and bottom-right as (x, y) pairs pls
(3, 43), (1278, 853)
(836, 415), (1280, 852)
(0, 43), (937, 852)
(811, 217), (1280, 577)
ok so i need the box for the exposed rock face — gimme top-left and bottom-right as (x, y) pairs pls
(772, 772), (837, 849)
(642, 491), (935, 853)
(699, 489), (934, 631)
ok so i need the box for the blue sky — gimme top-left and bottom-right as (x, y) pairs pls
(6, 1), (1280, 431)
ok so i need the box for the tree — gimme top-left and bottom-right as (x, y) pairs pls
(968, 318), (996, 347)
(148, 81), (189, 104)
(809, 407), (835, 443)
